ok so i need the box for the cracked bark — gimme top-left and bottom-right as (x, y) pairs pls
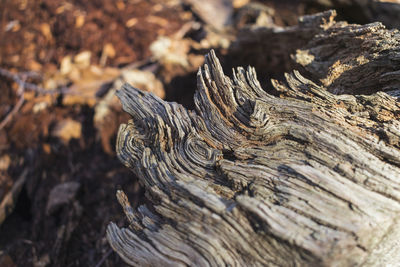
(107, 10), (400, 267)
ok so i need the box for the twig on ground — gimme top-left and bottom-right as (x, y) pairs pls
(0, 67), (74, 130)
(174, 21), (198, 39)
(0, 67), (70, 95)
(0, 74), (27, 131)
(94, 248), (113, 267)
(124, 58), (154, 70)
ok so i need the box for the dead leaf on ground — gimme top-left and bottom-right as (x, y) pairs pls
(51, 119), (82, 144)
(184, 0), (233, 30)
(46, 181), (81, 215)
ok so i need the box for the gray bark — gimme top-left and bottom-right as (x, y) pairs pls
(107, 10), (400, 267)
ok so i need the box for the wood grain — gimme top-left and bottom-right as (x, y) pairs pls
(107, 11), (400, 266)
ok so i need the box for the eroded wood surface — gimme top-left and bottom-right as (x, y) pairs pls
(232, 10), (400, 95)
(107, 10), (400, 267)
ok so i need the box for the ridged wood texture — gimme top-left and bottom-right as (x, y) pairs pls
(107, 10), (400, 267)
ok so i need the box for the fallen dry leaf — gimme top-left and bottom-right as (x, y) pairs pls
(0, 155), (11, 171)
(46, 181), (80, 215)
(40, 23), (53, 42)
(51, 119), (82, 144)
(184, 0), (233, 30)
(100, 43), (116, 66)
(125, 18), (138, 28)
(121, 69), (165, 98)
(74, 51), (92, 69)
(75, 15), (85, 28)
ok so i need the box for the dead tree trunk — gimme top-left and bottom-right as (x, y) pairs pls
(107, 10), (400, 267)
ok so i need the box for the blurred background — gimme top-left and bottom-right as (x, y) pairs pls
(1, 0), (399, 266)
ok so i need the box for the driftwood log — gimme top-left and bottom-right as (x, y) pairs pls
(107, 10), (400, 266)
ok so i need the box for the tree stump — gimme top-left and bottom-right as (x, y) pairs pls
(107, 10), (400, 266)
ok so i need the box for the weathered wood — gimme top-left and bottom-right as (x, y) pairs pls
(107, 11), (400, 267)
(232, 10), (400, 96)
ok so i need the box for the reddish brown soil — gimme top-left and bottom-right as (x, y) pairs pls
(0, 0), (187, 71)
